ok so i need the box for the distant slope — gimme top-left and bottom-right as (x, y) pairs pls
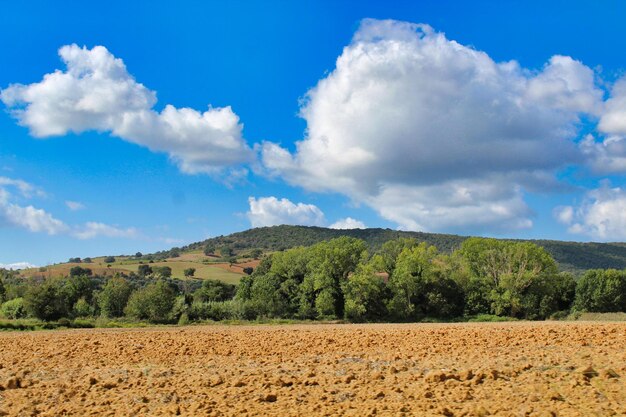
(182, 225), (626, 273)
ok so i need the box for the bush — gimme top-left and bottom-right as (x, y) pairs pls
(138, 264), (152, 277)
(0, 298), (27, 319)
(103, 256), (116, 264)
(57, 317), (71, 328)
(125, 281), (177, 323)
(189, 301), (233, 321)
(153, 266), (172, 278)
(178, 312), (190, 326)
(73, 297), (93, 317)
(193, 279), (236, 303)
(188, 300), (255, 321)
(69, 266), (92, 277)
(23, 279), (68, 321)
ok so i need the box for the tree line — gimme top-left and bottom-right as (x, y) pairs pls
(1, 237), (625, 325)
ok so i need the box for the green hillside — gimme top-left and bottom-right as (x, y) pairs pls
(180, 225), (626, 274)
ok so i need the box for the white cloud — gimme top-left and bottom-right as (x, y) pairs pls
(0, 176), (44, 198)
(367, 179), (532, 233)
(599, 77), (626, 135)
(555, 182), (626, 240)
(261, 19), (601, 232)
(329, 217), (366, 229)
(582, 77), (626, 173)
(1, 202), (69, 235)
(553, 205), (574, 225)
(72, 222), (139, 240)
(0, 262), (37, 270)
(526, 55), (603, 115)
(0, 178), (68, 234)
(1, 44), (253, 177)
(65, 200), (85, 211)
(0, 176), (139, 239)
(247, 196), (325, 228)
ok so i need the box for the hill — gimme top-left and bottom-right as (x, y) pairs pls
(181, 225), (626, 274)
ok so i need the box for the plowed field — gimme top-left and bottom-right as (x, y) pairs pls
(0, 322), (624, 416)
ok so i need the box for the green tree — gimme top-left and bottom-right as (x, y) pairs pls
(98, 277), (132, 317)
(73, 297), (93, 317)
(203, 243), (216, 256)
(574, 269), (626, 312)
(61, 275), (95, 314)
(103, 256), (116, 263)
(459, 238), (561, 318)
(343, 264), (389, 321)
(125, 280), (177, 323)
(0, 275), (5, 303)
(23, 279), (68, 321)
(378, 238), (419, 277)
(387, 243), (438, 319)
(301, 237), (367, 319)
(184, 268), (196, 277)
(248, 274), (290, 317)
(219, 245), (234, 258)
(193, 279), (236, 303)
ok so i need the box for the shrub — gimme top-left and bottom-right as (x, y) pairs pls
(189, 301), (231, 321)
(153, 266), (172, 278)
(137, 264), (152, 277)
(178, 312), (190, 326)
(103, 256), (116, 263)
(57, 317), (71, 327)
(69, 266), (92, 277)
(125, 281), (177, 323)
(193, 279), (236, 303)
(73, 297), (93, 317)
(23, 279), (68, 321)
(0, 297), (27, 319)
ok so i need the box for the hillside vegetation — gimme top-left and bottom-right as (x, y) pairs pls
(182, 225), (626, 273)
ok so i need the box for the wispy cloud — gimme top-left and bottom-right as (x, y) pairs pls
(65, 200), (86, 211)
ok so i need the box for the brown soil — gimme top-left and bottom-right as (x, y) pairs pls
(211, 259), (260, 274)
(0, 322), (624, 416)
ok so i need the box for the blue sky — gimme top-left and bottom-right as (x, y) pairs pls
(2, 0), (626, 267)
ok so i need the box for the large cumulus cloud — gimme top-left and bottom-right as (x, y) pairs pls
(262, 19), (602, 232)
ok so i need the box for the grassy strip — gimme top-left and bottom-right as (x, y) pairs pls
(3, 312), (625, 332)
